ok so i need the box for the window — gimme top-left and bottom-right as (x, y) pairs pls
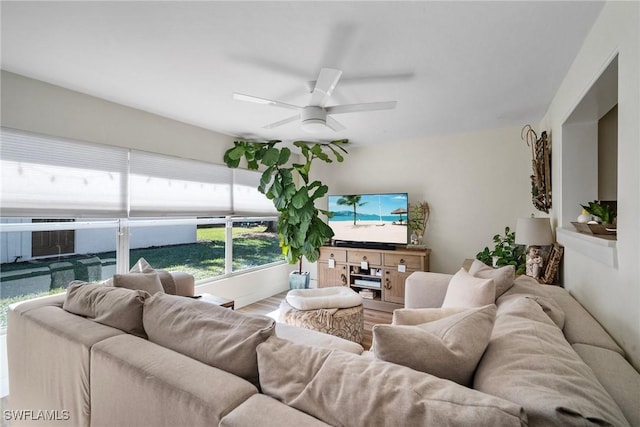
(31, 219), (75, 257)
(0, 219), (119, 330)
(0, 128), (282, 329)
(231, 219), (281, 273)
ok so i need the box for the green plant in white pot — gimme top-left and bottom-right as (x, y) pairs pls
(580, 200), (616, 225)
(224, 139), (348, 289)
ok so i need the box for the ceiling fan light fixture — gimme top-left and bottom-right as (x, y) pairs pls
(301, 119), (326, 133)
(301, 106), (327, 132)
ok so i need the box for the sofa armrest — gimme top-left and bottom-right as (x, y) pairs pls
(170, 271), (195, 296)
(404, 272), (453, 308)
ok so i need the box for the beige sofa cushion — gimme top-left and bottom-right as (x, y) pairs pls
(220, 394), (329, 427)
(8, 305), (124, 427)
(468, 259), (515, 298)
(572, 343), (640, 427)
(91, 334), (257, 427)
(442, 268), (495, 308)
(143, 293), (275, 385)
(257, 336), (526, 427)
(373, 305), (496, 386)
(474, 296), (629, 427)
(113, 272), (164, 295)
(539, 284), (624, 354)
(63, 281), (147, 338)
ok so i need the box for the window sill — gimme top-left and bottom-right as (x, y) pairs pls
(556, 227), (618, 268)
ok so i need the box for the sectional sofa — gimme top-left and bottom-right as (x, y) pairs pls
(6, 263), (640, 426)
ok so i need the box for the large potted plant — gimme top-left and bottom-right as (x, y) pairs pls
(224, 139), (348, 289)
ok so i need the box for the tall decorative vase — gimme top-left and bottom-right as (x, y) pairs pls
(289, 271), (310, 290)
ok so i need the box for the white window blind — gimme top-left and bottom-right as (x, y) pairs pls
(1, 128), (278, 219)
(129, 150), (232, 216)
(233, 169), (278, 215)
(0, 128), (128, 217)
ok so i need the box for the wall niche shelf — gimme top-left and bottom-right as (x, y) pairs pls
(556, 227), (617, 268)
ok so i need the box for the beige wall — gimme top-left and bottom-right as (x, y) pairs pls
(539, 2), (640, 369)
(0, 70), (292, 308)
(312, 126), (535, 276)
(598, 105), (618, 201)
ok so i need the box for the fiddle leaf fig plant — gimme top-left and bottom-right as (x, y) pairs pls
(224, 139), (348, 273)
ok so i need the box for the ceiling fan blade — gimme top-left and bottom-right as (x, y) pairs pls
(308, 73), (414, 89)
(326, 116), (346, 132)
(233, 93), (300, 111)
(263, 114), (300, 129)
(309, 68), (343, 106)
(326, 101), (397, 115)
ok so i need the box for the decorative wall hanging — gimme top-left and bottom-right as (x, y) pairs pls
(541, 243), (564, 284)
(521, 125), (552, 213)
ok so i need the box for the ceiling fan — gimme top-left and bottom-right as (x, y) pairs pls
(233, 68), (397, 133)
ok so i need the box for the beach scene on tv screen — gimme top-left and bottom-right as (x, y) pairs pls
(327, 193), (408, 244)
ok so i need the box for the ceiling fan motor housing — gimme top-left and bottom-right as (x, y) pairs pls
(301, 106), (327, 132)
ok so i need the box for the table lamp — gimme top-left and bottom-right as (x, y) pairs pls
(515, 217), (554, 279)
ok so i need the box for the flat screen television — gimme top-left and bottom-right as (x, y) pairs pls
(327, 193), (409, 249)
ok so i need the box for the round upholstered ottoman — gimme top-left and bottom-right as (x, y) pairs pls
(279, 286), (364, 343)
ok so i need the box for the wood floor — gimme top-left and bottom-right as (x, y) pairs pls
(237, 291), (392, 350)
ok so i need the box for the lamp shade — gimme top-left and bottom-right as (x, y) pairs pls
(515, 217), (554, 246)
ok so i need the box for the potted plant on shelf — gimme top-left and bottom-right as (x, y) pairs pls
(580, 200), (616, 225)
(224, 138), (348, 289)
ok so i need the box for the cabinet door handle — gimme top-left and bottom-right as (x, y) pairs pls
(399, 258), (405, 264)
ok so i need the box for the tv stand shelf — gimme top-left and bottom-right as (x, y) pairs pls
(318, 246), (430, 312)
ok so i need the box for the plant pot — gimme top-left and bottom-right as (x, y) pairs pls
(289, 271), (310, 290)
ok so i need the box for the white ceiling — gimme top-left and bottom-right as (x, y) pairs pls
(1, 1), (604, 146)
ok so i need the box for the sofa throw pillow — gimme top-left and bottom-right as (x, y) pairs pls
(143, 293), (276, 385)
(373, 304), (496, 386)
(391, 306), (468, 325)
(496, 278), (569, 332)
(130, 257), (154, 273)
(468, 259), (515, 298)
(441, 268), (495, 308)
(527, 295), (566, 329)
(127, 257), (177, 295)
(113, 272), (164, 295)
(63, 281), (147, 338)
(474, 296), (629, 427)
(257, 336), (526, 427)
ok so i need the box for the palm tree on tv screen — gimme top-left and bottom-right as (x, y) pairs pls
(336, 195), (367, 225)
